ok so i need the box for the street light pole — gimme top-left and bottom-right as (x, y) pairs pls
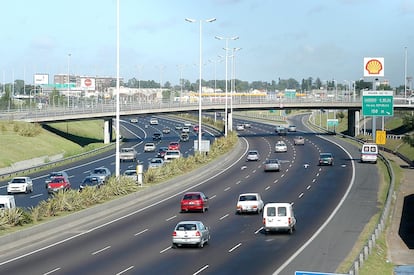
(115, 0), (120, 177)
(186, 17), (216, 152)
(230, 47), (241, 131)
(215, 35), (238, 136)
(67, 53), (71, 108)
(405, 46), (408, 99)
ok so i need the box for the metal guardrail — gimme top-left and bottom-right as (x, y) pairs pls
(307, 113), (397, 275)
(0, 143), (115, 181)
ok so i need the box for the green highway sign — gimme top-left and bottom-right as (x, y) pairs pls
(362, 90), (394, 116)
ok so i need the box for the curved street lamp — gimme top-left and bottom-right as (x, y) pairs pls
(185, 17), (216, 152)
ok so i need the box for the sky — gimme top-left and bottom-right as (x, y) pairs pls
(1, 0), (414, 88)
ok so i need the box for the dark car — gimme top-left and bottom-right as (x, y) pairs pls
(319, 153), (334, 166)
(180, 192), (209, 213)
(79, 176), (104, 191)
(157, 146), (169, 158)
(152, 132), (162, 141)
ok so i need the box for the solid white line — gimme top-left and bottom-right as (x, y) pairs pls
(219, 214), (229, 220)
(43, 267), (61, 275)
(116, 266), (134, 275)
(134, 229), (149, 236)
(193, 264), (209, 275)
(228, 243), (242, 253)
(91, 246), (111, 255)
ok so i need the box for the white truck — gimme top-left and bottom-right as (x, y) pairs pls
(0, 195), (16, 209)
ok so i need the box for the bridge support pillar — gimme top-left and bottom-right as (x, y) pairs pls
(104, 119), (113, 144)
(347, 109), (361, 137)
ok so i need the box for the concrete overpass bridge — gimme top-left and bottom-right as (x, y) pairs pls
(2, 96), (413, 143)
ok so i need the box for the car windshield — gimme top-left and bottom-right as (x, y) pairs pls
(93, 169), (106, 174)
(248, 151), (258, 155)
(321, 154), (332, 158)
(11, 178), (26, 183)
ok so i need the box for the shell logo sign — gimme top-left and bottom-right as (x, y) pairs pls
(364, 57), (384, 77)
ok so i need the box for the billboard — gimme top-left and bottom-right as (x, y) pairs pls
(80, 77), (96, 90)
(364, 57), (384, 77)
(34, 74), (49, 85)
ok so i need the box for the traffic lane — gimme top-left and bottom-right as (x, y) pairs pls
(279, 135), (377, 274)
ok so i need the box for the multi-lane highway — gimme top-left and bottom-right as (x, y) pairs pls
(0, 114), (379, 274)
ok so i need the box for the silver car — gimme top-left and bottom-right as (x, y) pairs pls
(90, 167), (111, 182)
(264, 159), (281, 172)
(148, 158), (164, 169)
(172, 221), (210, 248)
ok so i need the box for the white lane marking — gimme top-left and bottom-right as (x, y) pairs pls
(316, 173), (320, 177)
(281, 174), (285, 178)
(116, 266), (134, 275)
(0, 138), (251, 267)
(228, 243), (242, 253)
(312, 179), (316, 183)
(30, 194), (43, 199)
(265, 186), (270, 190)
(209, 194), (217, 199)
(160, 246), (171, 254)
(245, 175), (250, 179)
(219, 214), (229, 220)
(273, 179), (278, 184)
(255, 227), (263, 234)
(134, 229), (149, 236)
(165, 215), (176, 221)
(235, 180), (241, 185)
(224, 187), (231, 192)
(43, 267), (61, 275)
(193, 265), (209, 275)
(306, 185), (311, 190)
(91, 246), (111, 255)
(298, 193), (304, 198)
(252, 169), (257, 173)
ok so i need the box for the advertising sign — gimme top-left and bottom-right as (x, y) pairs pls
(80, 77), (96, 90)
(364, 57), (384, 77)
(34, 74), (49, 85)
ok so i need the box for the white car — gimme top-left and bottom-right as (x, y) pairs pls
(236, 193), (264, 214)
(7, 177), (33, 194)
(148, 157), (164, 169)
(123, 169), (137, 181)
(181, 127), (190, 133)
(144, 142), (156, 152)
(236, 124), (245, 131)
(275, 141), (288, 152)
(164, 150), (181, 162)
(149, 118), (158, 125)
(246, 150), (259, 161)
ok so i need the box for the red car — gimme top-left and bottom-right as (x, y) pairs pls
(180, 191), (209, 213)
(168, 141), (180, 151)
(47, 176), (71, 194)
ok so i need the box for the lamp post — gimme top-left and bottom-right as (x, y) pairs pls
(185, 17), (216, 152)
(115, 0), (120, 177)
(67, 53), (71, 108)
(215, 35), (238, 136)
(230, 47), (241, 131)
(405, 46), (408, 100)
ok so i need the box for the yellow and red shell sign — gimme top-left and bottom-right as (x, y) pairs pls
(364, 57), (384, 77)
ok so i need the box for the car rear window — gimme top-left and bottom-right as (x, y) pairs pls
(239, 195), (257, 201)
(12, 178), (26, 183)
(278, 207), (287, 216)
(267, 207), (276, 216)
(183, 194), (201, 200)
(177, 224), (197, 231)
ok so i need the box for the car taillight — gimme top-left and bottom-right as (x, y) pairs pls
(172, 231), (177, 236)
(288, 217), (291, 225)
(263, 218), (266, 225)
(195, 231), (201, 236)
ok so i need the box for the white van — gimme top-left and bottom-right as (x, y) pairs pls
(360, 143), (378, 164)
(263, 203), (296, 234)
(0, 195), (16, 209)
